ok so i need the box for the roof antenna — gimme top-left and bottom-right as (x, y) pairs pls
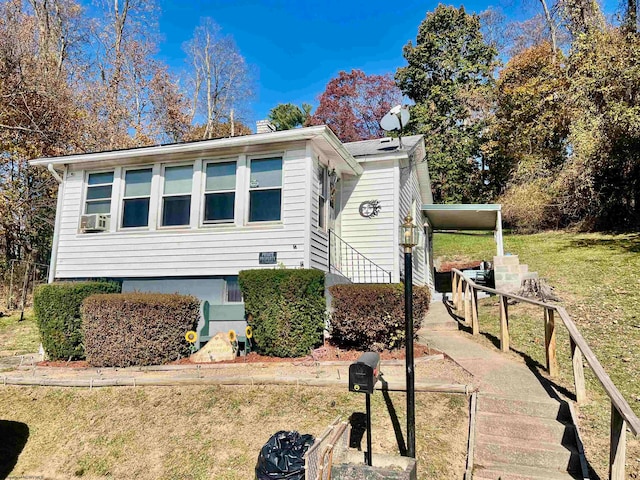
(379, 105), (410, 150)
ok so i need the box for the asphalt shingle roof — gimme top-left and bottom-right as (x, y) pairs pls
(343, 135), (423, 157)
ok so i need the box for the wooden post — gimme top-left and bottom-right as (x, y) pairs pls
(457, 277), (464, 311)
(471, 287), (479, 335)
(464, 282), (471, 324)
(499, 295), (509, 352)
(609, 404), (627, 480)
(451, 272), (457, 306)
(570, 337), (586, 404)
(544, 309), (559, 377)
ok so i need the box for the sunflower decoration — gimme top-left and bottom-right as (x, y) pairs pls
(228, 329), (237, 343)
(244, 326), (253, 354)
(185, 330), (198, 354)
(228, 329), (238, 354)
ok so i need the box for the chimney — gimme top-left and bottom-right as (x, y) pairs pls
(256, 120), (276, 134)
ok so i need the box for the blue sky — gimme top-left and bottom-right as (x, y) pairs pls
(150, 0), (610, 126)
(154, 0), (506, 124)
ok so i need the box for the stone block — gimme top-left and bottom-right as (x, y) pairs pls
(190, 332), (236, 363)
(519, 264), (529, 274)
(504, 273), (520, 282)
(331, 452), (417, 480)
(522, 272), (539, 280)
(493, 255), (519, 267)
(495, 266), (510, 274)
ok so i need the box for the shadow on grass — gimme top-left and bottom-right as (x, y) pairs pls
(564, 234), (640, 254)
(0, 420), (29, 480)
(379, 376), (407, 456)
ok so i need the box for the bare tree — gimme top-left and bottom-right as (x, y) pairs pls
(184, 18), (253, 139)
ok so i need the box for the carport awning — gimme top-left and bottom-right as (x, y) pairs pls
(422, 204), (501, 230)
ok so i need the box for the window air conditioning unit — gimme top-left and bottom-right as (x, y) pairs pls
(80, 214), (108, 232)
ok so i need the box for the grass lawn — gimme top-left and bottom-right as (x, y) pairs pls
(434, 230), (640, 478)
(0, 385), (468, 480)
(0, 309), (40, 357)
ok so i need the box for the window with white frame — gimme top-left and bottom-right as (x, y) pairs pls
(122, 168), (152, 228)
(203, 161), (236, 223)
(225, 276), (242, 303)
(85, 171), (114, 215)
(248, 157), (282, 222)
(161, 165), (192, 226)
(318, 165), (328, 231)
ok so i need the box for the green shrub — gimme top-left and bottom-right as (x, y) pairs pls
(34, 281), (121, 360)
(239, 269), (325, 357)
(81, 293), (200, 367)
(328, 284), (431, 351)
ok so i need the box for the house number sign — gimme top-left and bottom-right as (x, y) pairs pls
(259, 252), (277, 264)
(359, 200), (381, 218)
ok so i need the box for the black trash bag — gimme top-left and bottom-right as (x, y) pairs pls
(255, 430), (315, 480)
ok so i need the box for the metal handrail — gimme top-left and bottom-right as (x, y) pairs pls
(328, 230), (392, 283)
(451, 268), (639, 479)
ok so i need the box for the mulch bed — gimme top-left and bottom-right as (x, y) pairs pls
(174, 342), (435, 365)
(36, 343), (436, 368)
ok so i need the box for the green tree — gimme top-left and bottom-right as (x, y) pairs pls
(396, 5), (499, 203)
(558, 28), (640, 229)
(267, 103), (312, 130)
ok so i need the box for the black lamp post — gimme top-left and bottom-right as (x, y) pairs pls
(400, 214), (419, 458)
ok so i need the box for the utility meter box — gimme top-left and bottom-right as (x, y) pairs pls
(349, 352), (381, 394)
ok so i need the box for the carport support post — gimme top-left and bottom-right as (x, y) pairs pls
(404, 248), (416, 458)
(495, 209), (504, 256)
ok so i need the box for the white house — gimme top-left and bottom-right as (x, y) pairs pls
(30, 124), (434, 338)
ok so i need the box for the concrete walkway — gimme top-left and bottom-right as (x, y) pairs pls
(419, 301), (585, 480)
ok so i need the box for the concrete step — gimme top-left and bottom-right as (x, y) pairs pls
(479, 395), (572, 422)
(423, 319), (459, 331)
(473, 462), (581, 480)
(475, 439), (581, 472)
(476, 411), (574, 444)
(476, 433), (576, 456)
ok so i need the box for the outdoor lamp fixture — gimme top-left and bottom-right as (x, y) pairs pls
(400, 214), (419, 458)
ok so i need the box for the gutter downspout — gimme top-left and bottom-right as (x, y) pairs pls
(47, 163), (65, 283)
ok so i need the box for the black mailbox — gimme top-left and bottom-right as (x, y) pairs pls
(349, 352), (380, 394)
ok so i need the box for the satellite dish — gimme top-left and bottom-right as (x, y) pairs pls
(379, 105), (410, 149)
(380, 105), (410, 132)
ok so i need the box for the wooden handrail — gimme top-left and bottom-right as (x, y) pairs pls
(450, 268), (640, 479)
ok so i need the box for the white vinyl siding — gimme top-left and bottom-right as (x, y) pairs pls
(53, 150), (309, 278)
(398, 158), (427, 286)
(310, 155), (329, 271)
(340, 160), (397, 281)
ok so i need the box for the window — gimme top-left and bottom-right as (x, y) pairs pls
(225, 276), (242, 303)
(85, 171), (114, 215)
(318, 165), (328, 231)
(122, 168), (152, 228)
(249, 157), (282, 222)
(204, 161), (236, 223)
(162, 165), (192, 226)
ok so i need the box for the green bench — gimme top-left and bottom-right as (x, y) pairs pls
(198, 301), (248, 350)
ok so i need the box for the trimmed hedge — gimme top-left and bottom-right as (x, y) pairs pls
(328, 283), (431, 351)
(239, 269), (325, 357)
(34, 281), (121, 360)
(81, 293), (200, 367)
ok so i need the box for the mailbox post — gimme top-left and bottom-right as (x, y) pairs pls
(349, 352), (380, 466)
